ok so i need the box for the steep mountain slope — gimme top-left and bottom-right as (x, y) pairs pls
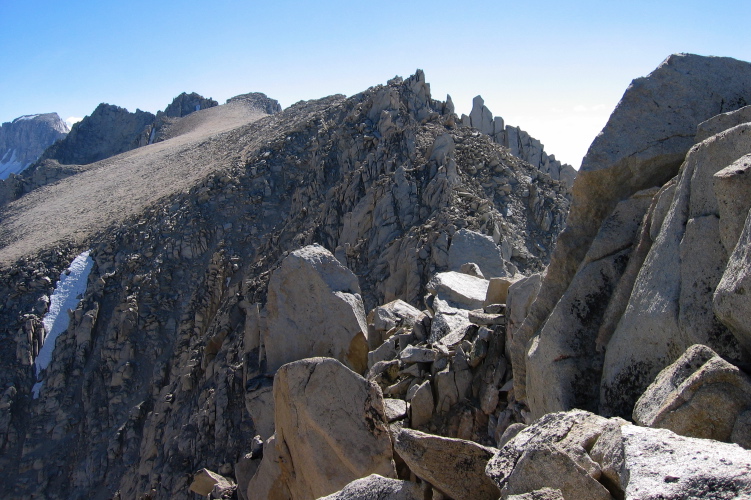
(0, 72), (570, 499)
(0, 96), (278, 265)
(0, 113), (69, 179)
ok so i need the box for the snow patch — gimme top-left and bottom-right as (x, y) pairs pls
(14, 114), (41, 122)
(148, 126), (156, 145)
(0, 149), (30, 179)
(32, 251), (94, 398)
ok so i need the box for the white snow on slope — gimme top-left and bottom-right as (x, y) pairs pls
(14, 114), (41, 122)
(32, 250), (94, 398)
(0, 149), (30, 179)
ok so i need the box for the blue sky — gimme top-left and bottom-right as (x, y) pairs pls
(1, 0), (749, 168)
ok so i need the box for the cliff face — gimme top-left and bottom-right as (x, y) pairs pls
(0, 71), (570, 499)
(39, 103), (156, 166)
(0, 113), (69, 179)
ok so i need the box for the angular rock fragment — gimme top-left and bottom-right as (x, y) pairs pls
(507, 489), (564, 500)
(190, 468), (235, 497)
(633, 344), (751, 443)
(249, 358), (395, 500)
(393, 428), (499, 500)
(714, 203), (751, 354)
(383, 398), (408, 422)
(502, 443), (611, 500)
(426, 271), (489, 310)
(429, 296), (471, 344)
(448, 229), (507, 278)
(265, 245), (369, 374)
(318, 474), (423, 500)
(713, 153), (751, 253)
(592, 422), (751, 499)
(408, 379), (434, 427)
(484, 276), (519, 306)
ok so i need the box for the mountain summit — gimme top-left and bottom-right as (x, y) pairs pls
(0, 113), (68, 179)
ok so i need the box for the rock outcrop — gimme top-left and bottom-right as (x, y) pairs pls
(393, 428), (499, 500)
(264, 244), (368, 373)
(319, 474), (423, 500)
(513, 53), (751, 419)
(247, 358), (395, 500)
(4, 52), (751, 500)
(461, 96), (576, 188)
(487, 409), (751, 500)
(39, 103), (156, 165)
(632, 344), (751, 445)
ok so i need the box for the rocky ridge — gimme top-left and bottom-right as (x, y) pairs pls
(0, 92), (276, 208)
(3, 53), (750, 500)
(0, 70), (570, 499)
(460, 96), (576, 188)
(0, 113), (69, 179)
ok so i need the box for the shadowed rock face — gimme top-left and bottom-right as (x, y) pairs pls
(39, 103), (156, 165)
(0, 113), (68, 179)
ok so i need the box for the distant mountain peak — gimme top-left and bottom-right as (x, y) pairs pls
(0, 113), (68, 179)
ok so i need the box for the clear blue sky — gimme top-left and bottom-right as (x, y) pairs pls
(1, 0), (749, 168)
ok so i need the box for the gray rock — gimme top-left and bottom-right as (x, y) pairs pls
(244, 381), (275, 440)
(235, 452), (260, 500)
(497, 423), (527, 449)
(427, 271), (489, 310)
(399, 345), (437, 363)
(732, 410), (751, 449)
(593, 422), (751, 499)
(714, 153), (751, 254)
(448, 229), (507, 278)
(393, 428), (499, 500)
(429, 296), (472, 345)
(715, 206), (751, 354)
(370, 299), (426, 348)
(515, 53), (751, 406)
(696, 105), (751, 142)
(506, 273), (543, 366)
(383, 398), (408, 422)
(525, 189), (655, 418)
(408, 379), (434, 428)
(434, 366), (472, 414)
(253, 358), (396, 500)
(369, 337), (399, 369)
(265, 245), (369, 374)
(459, 262), (485, 278)
(318, 474), (423, 500)
(507, 488), (564, 500)
(468, 309), (505, 326)
(488, 412), (613, 492)
(501, 442), (611, 500)
(484, 276), (519, 306)
(245, 435), (289, 500)
(601, 122), (751, 418)
(633, 344), (751, 443)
